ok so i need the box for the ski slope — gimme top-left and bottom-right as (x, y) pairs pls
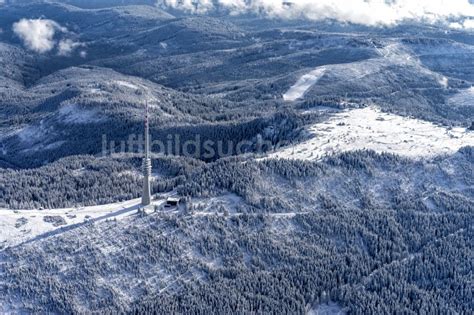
(268, 107), (473, 161)
(283, 67), (326, 101)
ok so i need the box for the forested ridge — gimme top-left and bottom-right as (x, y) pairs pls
(0, 1), (473, 313)
(1, 148), (472, 313)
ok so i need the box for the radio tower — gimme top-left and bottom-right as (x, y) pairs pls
(142, 99), (152, 206)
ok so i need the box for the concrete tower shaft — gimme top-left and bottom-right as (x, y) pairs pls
(142, 99), (152, 206)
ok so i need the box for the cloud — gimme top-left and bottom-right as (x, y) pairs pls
(12, 18), (84, 55)
(13, 19), (65, 53)
(58, 38), (84, 56)
(449, 22), (463, 29)
(461, 18), (474, 28)
(449, 18), (474, 29)
(157, 0), (474, 27)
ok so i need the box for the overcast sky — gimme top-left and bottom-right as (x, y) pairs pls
(157, 0), (474, 27)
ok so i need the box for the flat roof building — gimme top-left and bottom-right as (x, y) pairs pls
(164, 197), (180, 208)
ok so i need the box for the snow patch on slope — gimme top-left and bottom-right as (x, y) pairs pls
(268, 107), (473, 161)
(283, 67), (326, 101)
(115, 80), (140, 90)
(59, 104), (104, 124)
(449, 87), (474, 107)
(308, 302), (347, 315)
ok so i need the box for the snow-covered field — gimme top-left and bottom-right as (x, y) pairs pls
(283, 67), (326, 101)
(449, 87), (474, 107)
(0, 198), (165, 248)
(268, 107), (473, 161)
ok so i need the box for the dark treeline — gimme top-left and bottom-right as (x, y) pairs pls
(1, 106), (309, 169)
(0, 155), (200, 209)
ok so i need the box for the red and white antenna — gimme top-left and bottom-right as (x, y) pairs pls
(144, 98), (150, 159)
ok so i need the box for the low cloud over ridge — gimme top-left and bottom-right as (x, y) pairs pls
(12, 18), (83, 55)
(158, 0), (474, 27)
(13, 19), (65, 53)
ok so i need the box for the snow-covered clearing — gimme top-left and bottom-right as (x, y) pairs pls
(268, 107), (473, 161)
(308, 302), (346, 315)
(115, 80), (139, 90)
(16, 120), (64, 153)
(449, 87), (474, 107)
(0, 198), (166, 248)
(59, 103), (104, 124)
(283, 67), (326, 101)
(191, 193), (244, 215)
(17, 120), (50, 144)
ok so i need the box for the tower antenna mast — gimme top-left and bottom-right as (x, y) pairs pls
(142, 98), (152, 206)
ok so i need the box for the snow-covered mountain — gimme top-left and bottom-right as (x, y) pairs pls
(0, 0), (473, 313)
